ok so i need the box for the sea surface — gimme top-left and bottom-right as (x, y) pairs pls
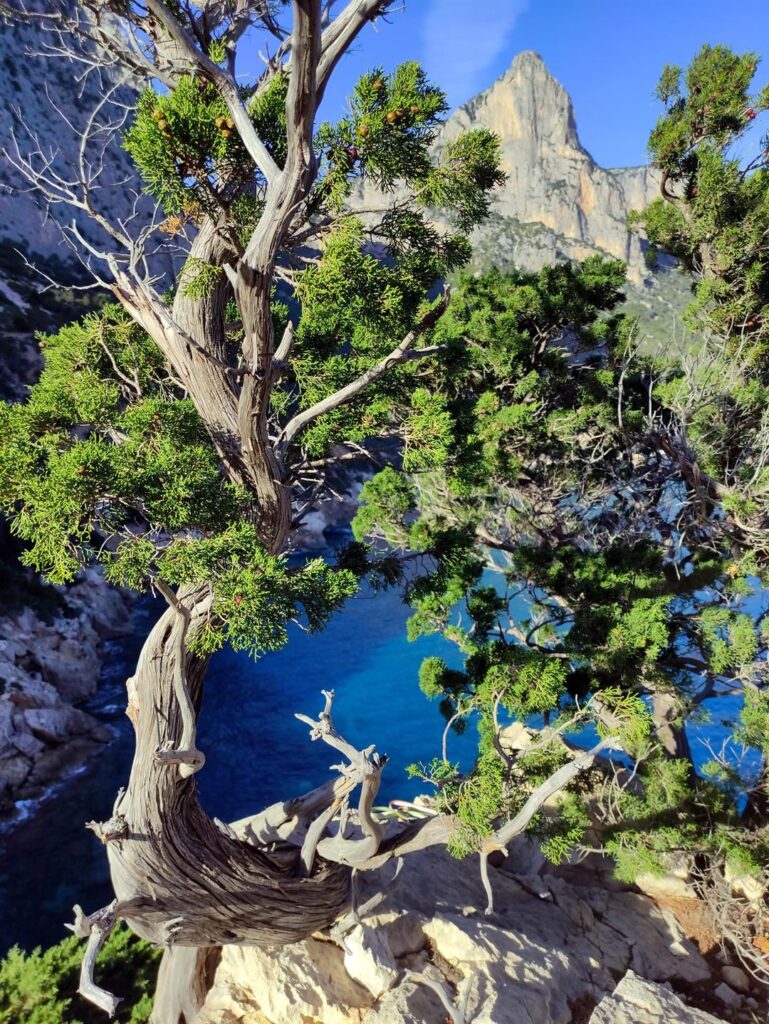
(0, 535), (758, 954)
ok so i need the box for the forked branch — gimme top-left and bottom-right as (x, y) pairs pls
(278, 287), (450, 454)
(296, 689), (388, 868)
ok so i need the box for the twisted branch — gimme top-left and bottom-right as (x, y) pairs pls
(65, 901), (121, 1017)
(154, 581), (205, 777)
(296, 689), (388, 868)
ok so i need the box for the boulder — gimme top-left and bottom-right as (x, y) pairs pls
(343, 924), (398, 999)
(33, 630), (101, 702)
(723, 861), (766, 904)
(0, 753), (31, 794)
(588, 970), (726, 1023)
(636, 871), (698, 901)
(22, 705), (108, 744)
(194, 940), (374, 1024)
(719, 964), (751, 993)
(713, 982), (741, 1008)
(10, 727), (45, 759)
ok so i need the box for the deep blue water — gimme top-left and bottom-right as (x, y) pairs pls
(0, 559), (477, 953)
(0, 539), (760, 954)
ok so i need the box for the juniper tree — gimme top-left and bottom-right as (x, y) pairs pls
(3, 3), (766, 1011)
(0, 2), (628, 1019)
(354, 46), (769, 980)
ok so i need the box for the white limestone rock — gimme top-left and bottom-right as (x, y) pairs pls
(194, 939), (374, 1024)
(589, 970), (727, 1023)
(350, 51), (660, 288)
(343, 924), (398, 999)
(193, 847), (718, 1024)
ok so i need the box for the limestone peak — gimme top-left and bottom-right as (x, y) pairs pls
(438, 51), (658, 286)
(448, 49), (583, 158)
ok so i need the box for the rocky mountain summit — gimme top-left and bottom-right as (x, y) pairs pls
(442, 51), (658, 286)
(350, 50), (691, 348)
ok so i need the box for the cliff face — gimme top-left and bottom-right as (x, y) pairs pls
(0, 567), (133, 817)
(349, 51), (661, 289)
(445, 51), (659, 285)
(0, 6), (144, 818)
(0, 3), (142, 257)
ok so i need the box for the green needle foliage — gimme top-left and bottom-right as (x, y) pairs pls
(3, 0), (769, 988)
(0, 55), (503, 665)
(633, 44), (769, 509)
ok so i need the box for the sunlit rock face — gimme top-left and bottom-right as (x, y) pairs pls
(193, 844), (731, 1024)
(440, 51), (659, 286)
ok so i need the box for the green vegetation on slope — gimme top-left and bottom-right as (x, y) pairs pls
(0, 926), (160, 1024)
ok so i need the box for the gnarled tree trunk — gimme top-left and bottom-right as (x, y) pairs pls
(150, 947), (221, 1024)
(103, 586), (350, 951)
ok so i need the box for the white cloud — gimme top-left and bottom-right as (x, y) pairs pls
(421, 0), (529, 107)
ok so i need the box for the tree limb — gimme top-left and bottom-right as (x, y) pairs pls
(316, 0), (393, 102)
(145, 0), (280, 182)
(66, 901), (122, 1017)
(279, 287), (450, 454)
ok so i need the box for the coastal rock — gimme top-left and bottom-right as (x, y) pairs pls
(31, 630), (102, 703)
(343, 924), (398, 999)
(65, 565), (137, 639)
(588, 970), (727, 1023)
(0, 567), (134, 817)
(713, 982), (742, 1009)
(193, 846), (720, 1024)
(22, 705), (110, 744)
(195, 939), (374, 1024)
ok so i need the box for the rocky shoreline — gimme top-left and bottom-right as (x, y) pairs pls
(0, 566), (134, 819)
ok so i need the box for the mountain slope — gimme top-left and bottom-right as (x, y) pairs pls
(442, 51), (658, 286)
(348, 50), (693, 351)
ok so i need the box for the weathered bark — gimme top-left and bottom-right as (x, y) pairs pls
(652, 691), (692, 761)
(103, 587), (349, 949)
(150, 947), (221, 1024)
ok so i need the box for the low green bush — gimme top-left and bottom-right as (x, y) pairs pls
(0, 926), (160, 1024)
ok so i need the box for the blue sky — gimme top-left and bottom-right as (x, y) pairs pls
(301, 0), (769, 168)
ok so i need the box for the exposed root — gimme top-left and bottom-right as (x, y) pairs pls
(479, 845), (507, 916)
(406, 969), (478, 1024)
